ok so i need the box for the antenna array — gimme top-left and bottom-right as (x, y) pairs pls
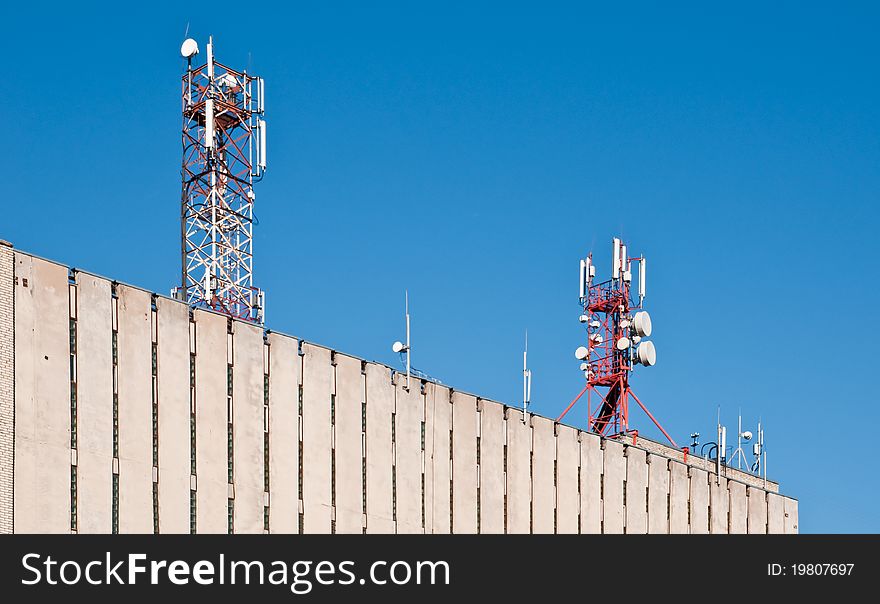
(173, 36), (268, 323)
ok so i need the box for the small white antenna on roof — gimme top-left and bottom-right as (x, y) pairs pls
(391, 290), (411, 391)
(523, 330), (532, 417)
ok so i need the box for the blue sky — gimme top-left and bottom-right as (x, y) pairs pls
(2, 2), (878, 532)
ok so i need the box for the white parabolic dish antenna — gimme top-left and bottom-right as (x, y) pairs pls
(181, 38), (200, 59)
(632, 310), (652, 337)
(635, 341), (656, 366)
(575, 346), (589, 360)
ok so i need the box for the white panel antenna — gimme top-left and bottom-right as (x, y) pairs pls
(612, 238), (621, 279)
(523, 330), (532, 416)
(258, 119), (267, 169)
(638, 256), (646, 301)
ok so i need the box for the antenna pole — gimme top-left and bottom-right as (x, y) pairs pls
(405, 290), (411, 391)
(523, 330), (530, 416)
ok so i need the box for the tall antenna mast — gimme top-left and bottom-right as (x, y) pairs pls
(391, 291), (412, 391)
(558, 236), (677, 448)
(174, 36), (268, 323)
(523, 330), (532, 416)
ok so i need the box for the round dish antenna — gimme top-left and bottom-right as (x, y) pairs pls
(181, 38), (200, 59)
(632, 311), (652, 337)
(635, 341), (656, 366)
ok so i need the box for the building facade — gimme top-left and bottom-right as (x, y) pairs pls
(0, 243), (798, 534)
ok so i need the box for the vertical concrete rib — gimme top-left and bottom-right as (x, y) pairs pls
(709, 475), (729, 534)
(477, 399), (504, 534)
(300, 342), (332, 533)
(74, 273), (113, 533)
(266, 333), (299, 533)
(505, 408), (531, 534)
(555, 424), (579, 534)
(232, 320), (264, 533)
(393, 376), (423, 533)
(728, 481), (748, 534)
(688, 467), (709, 534)
(13, 255), (70, 533)
(601, 440), (625, 534)
(155, 297), (191, 533)
(334, 354), (364, 533)
(0, 243), (12, 534)
(364, 363), (394, 533)
(451, 392), (478, 534)
(425, 382), (451, 533)
(668, 461), (689, 534)
(647, 454), (669, 534)
(624, 446), (647, 534)
(578, 432), (602, 534)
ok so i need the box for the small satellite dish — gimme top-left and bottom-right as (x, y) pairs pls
(575, 346), (589, 360)
(579, 362), (589, 371)
(578, 314), (589, 323)
(392, 341), (406, 353)
(616, 337), (630, 350)
(181, 38), (200, 59)
(589, 334), (603, 345)
(589, 320), (601, 329)
(620, 319), (631, 328)
(632, 311), (652, 337)
(742, 430), (753, 441)
(635, 341), (656, 366)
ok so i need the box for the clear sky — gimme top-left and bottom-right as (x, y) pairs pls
(2, 2), (877, 533)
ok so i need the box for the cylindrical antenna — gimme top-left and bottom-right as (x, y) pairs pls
(207, 37), (214, 78)
(638, 256), (646, 301)
(612, 238), (621, 279)
(405, 290), (411, 391)
(205, 99), (215, 150)
(258, 119), (267, 169)
(579, 259), (586, 299)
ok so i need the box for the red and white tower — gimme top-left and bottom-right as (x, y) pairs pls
(174, 37), (267, 323)
(558, 237), (677, 447)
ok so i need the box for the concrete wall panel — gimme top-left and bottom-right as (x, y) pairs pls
(14, 256), (70, 533)
(669, 461), (689, 534)
(555, 425), (579, 534)
(783, 497), (798, 534)
(477, 400), (504, 534)
(689, 468), (709, 534)
(116, 285), (153, 533)
(155, 298), (191, 534)
(74, 273), (113, 533)
(530, 416), (555, 534)
(232, 321), (264, 533)
(747, 487), (767, 534)
(194, 310), (228, 534)
(602, 440), (625, 534)
(451, 392), (478, 534)
(505, 409), (531, 534)
(709, 475), (729, 534)
(267, 333), (299, 533)
(647, 454), (669, 534)
(728, 481), (747, 534)
(333, 354), (364, 534)
(301, 343), (332, 533)
(424, 383), (451, 533)
(579, 433), (602, 534)
(625, 447), (647, 534)
(394, 378), (424, 533)
(767, 492), (784, 534)
(364, 363), (393, 533)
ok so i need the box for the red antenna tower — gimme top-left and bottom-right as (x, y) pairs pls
(557, 237), (678, 448)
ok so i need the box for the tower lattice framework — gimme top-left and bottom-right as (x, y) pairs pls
(176, 37), (267, 323)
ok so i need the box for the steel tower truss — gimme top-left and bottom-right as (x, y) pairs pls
(176, 38), (267, 323)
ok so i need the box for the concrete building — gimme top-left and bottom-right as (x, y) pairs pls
(0, 242), (798, 534)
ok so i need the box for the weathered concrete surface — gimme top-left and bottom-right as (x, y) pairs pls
(13, 255), (70, 533)
(689, 468), (710, 534)
(555, 424), (579, 534)
(647, 454), (669, 534)
(394, 376), (423, 533)
(424, 382), (451, 533)
(267, 332), (299, 533)
(767, 492), (784, 535)
(579, 432), (602, 534)
(505, 408), (531, 534)
(334, 354), (364, 534)
(74, 273), (113, 533)
(783, 497), (799, 534)
(232, 321), (264, 533)
(625, 447), (648, 534)
(728, 481), (748, 534)
(602, 440), (625, 534)
(669, 461), (689, 534)
(365, 363), (394, 533)
(709, 475), (729, 534)
(478, 399), (504, 534)
(747, 486), (767, 534)
(156, 297), (191, 534)
(0, 243), (12, 534)
(301, 343), (332, 533)
(116, 285), (153, 533)
(531, 416), (556, 534)
(451, 392), (478, 534)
